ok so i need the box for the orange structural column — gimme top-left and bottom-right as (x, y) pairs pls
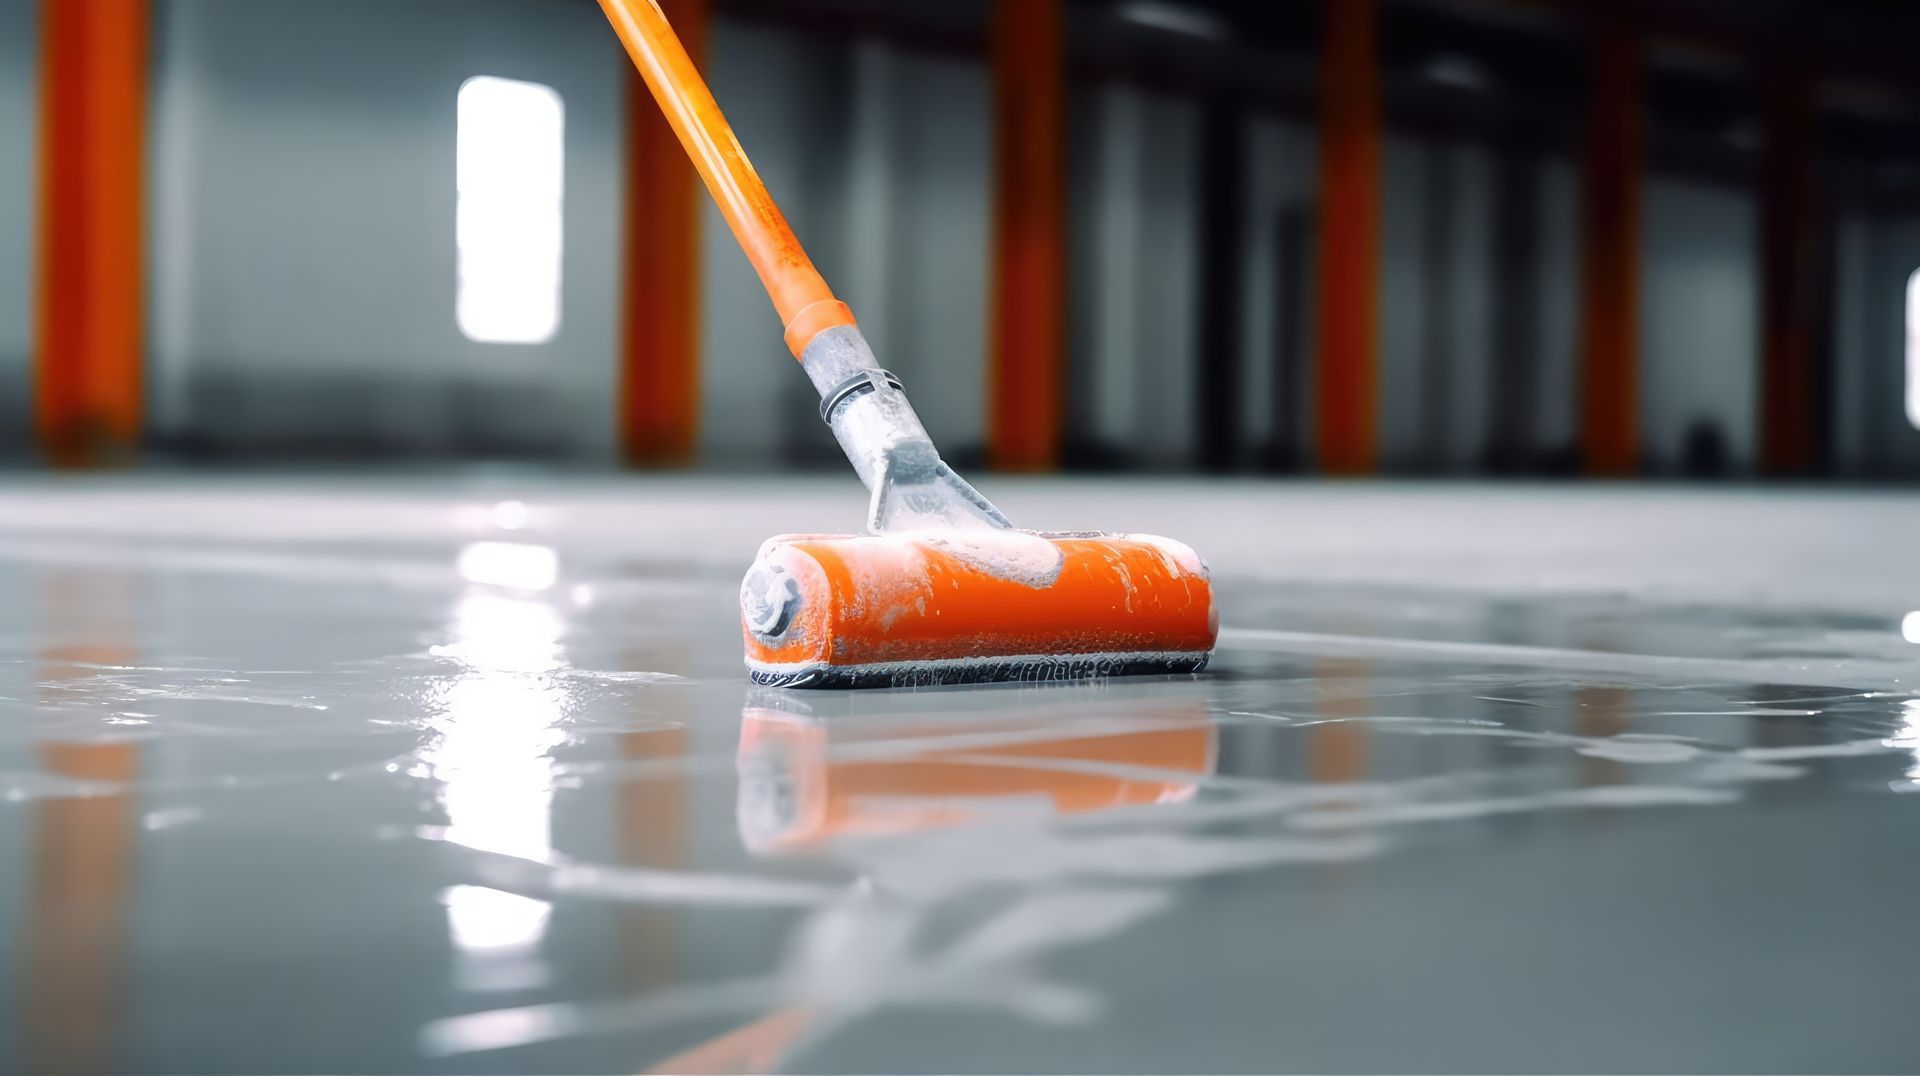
(987, 0), (1065, 472)
(1759, 70), (1816, 477)
(1312, 0), (1381, 476)
(618, 0), (708, 465)
(1576, 18), (1642, 477)
(35, 0), (148, 466)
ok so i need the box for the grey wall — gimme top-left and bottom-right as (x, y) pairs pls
(1376, 152), (1763, 477)
(692, 20), (824, 468)
(1377, 136), (1429, 471)
(1832, 210), (1920, 478)
(1239, 116), (1315, 462)
(1068, 81), (1200, 469)
(1234, 134), (1756, 478)
(0, 0), (35, 449)
(23, 0), (1884, 475)
(1377, 137), (1504, 472)
(693, 27), (993, 468)
(1234, 129), (1581, 476)
(149, 0), (625, 457)
(142, 2), (990, 466)
(830, 39), (991, 458)
(1532, 160), (1580, 462)
(1833, 212), (1872, 475)
(1640, 178), (1758, 474)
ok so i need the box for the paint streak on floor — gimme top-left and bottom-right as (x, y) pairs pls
(0, 476), (1914, 1073)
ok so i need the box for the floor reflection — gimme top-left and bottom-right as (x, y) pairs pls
(5, 481), (1920, 1073)
(1308, 658), (1372, 784)
(21, 738), (139, 1076)
(1574, 684), (1632, 788)
(616, 644), (691, 1001)
(19, 573), (142, 1076)
(1891, 697), (1920, 792)
(735, 695), (1215, 853)
(420, 587), (569, 993)
(616, 695), (1221, 1075)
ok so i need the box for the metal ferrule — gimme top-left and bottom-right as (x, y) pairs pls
(800, 326), (923, 492)
(798, 325), (1011, 533)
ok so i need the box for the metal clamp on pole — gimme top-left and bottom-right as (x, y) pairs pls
(818, 370), (905, 424)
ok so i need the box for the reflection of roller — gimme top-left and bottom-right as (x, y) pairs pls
(636, 698), (1216, 1073)
(735, 697), (1217, 854)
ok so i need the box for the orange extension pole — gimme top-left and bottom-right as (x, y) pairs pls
(1313, 0), (1382, 476)
(618, 0), (708, 464)
(1576, 19), (1642, 477)
(987, 0), (1066, 472)
(34, 0), (148, 466)
(596, 0), (854, 359)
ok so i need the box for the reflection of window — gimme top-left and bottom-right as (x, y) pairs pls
(456, 76), (564, 344)
(1909, 268), (1920, 430)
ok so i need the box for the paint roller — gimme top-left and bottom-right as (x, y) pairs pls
(596, 0), (1218, 687)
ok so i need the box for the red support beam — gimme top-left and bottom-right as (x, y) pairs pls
(1759, 70), (1817, 477)
(35, 0), (148, 467)
(618, 0), (709, 466)
(987, 0), (1065, 472)
(1576, 18), (1643, 477)
(1313, 0), (1382, 476)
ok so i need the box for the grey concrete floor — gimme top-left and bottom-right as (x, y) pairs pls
(0, 474), (1916, 1073)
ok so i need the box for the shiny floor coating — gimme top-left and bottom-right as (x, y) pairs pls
(0, 476), (1915, 1074)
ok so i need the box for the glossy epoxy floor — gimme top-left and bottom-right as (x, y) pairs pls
(0, 475), (1916, 1074)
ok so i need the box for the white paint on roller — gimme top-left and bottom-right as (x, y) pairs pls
(1123, 532), (1207, 576)
(772, 530), (1198, 593)
(908, 530), (1067, 589)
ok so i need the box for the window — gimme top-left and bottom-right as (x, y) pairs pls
(1908, 268), (1920, 430)
(456, 76), (564, 344)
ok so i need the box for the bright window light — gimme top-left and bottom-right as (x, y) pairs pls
(1907, 268), (1920, 431)
(457, 76), (564, 344)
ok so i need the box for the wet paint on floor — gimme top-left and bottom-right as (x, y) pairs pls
(0, 476), (1914, 1073)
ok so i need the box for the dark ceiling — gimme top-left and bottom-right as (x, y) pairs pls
(714, 0), (1920, 192)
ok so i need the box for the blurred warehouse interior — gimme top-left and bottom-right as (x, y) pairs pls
(2, 0), (1920, 477)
